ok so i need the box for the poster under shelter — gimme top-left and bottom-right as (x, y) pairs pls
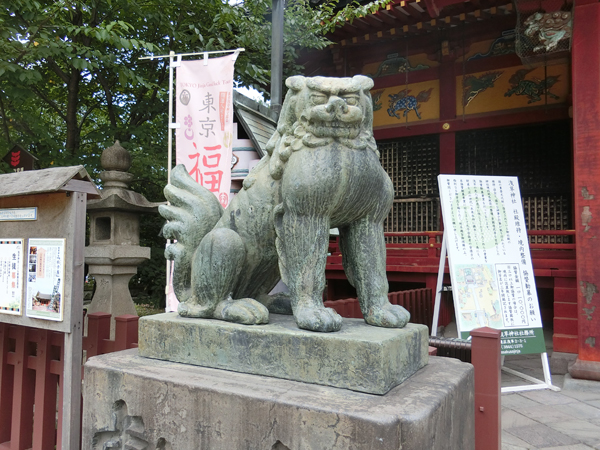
(0, 239), (24, 315)
(438, 175), (546, 355)
(25, 238), (66, 321)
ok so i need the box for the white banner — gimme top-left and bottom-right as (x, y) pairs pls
(176, 56), (234, 208)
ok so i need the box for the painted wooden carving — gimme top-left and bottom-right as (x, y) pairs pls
(505, 68), (560, 103)
(468, 30), (516, 61)
(387, 88), (433, 120)
(462, 72), (503, 107)
(371, 89), (384, 111)
(368, 56), (429, 78)
(524, 11), (572, 53)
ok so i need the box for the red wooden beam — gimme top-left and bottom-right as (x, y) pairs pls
(374, 107), (570, 140)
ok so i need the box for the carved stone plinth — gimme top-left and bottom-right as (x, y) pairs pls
(138, 313), (429, 395)
(83, 349), (474, 450)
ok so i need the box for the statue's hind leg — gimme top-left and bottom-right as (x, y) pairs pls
(340, 218), (410, 328)
(182, 228), (269, 324)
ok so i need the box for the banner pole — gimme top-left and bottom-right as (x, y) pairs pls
(167, 51), (175, 184)
(165, 51), (175, 309)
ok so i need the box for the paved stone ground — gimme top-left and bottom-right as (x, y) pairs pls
(442, 323), (600, 450)
(501, 356), (600, 450)
(500, 326), (600, 450)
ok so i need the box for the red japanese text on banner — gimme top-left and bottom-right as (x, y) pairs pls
(176, 56), (234, 208)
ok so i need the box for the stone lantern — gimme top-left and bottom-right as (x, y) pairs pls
(85, 141), (163, 337)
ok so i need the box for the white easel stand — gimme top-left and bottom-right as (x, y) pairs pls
(431, 232), (560, 393)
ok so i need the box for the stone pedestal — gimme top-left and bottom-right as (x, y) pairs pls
(138, 313), (429, 395)
(83, 349), (474, 450)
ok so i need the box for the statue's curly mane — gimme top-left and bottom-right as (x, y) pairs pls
(259, 75), (379, 183)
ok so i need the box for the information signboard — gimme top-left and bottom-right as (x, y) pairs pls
(0, 238), (24, 315)
(438, 175), (546, 356)
(25, 238), (66, 321)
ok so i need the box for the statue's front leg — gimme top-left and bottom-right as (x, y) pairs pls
(183, 228), (269, 325)
(278, 212), (342, 332)
(340, 218), (410, 328)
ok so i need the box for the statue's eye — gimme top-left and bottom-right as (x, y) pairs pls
(343, 95), (359, 106)
(310, 93), (328, 105)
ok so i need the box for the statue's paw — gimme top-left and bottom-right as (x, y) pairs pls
(213, 298), (269, 325)
(295, 306), (342, 333)
(364, 303), (410, 328)
(177, 301), (213, 318)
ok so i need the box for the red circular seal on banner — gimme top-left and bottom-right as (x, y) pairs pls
(219, 192), (228, 207)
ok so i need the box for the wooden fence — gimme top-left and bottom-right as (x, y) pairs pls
(0, 312), (139, 450)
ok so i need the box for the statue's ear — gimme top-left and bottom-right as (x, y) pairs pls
(286, 76), (305, 91)
(353, 75), (374, 92)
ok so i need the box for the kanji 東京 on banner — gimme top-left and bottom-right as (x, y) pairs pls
(176, 56), (234, 208)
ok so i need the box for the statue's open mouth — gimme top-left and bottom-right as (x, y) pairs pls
(306, 121), (361, 139)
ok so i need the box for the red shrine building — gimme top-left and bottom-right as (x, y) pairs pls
(302, 0), (600, 380)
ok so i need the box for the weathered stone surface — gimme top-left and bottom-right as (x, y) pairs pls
(138, 313), (428, 395)
(85, 141), (162, 338)
(160, 75), (411, 332)
(83, 350), (474, 450)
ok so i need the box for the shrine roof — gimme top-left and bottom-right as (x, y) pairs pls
(0, 165), (101, 199)
(233, 91), (277, 158)
(328, 0), (515, 45)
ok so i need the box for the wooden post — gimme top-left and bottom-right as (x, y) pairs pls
(32, 330), (60, 450)
(471, 327), (501, 450)
(11, 326), (35, 450)
(0, 324), (14, 445)
(570, 0), (600, 380)
(114, 315), (139, 351)
(84, 312), (112, 358)
(60, 191), (86, 450)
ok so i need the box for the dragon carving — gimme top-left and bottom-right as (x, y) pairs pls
(159, 75), (410, 332)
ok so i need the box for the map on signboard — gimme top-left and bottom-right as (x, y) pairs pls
(453, 264), (503, 330)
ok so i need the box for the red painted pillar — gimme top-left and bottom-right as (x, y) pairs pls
(570, 0), (600, 380)
(439, 58), (457, 176)
(471, 327), (501, 450)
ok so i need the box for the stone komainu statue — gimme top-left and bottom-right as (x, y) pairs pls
(159, 75), (410, 332)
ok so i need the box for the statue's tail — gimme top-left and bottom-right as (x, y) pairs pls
(159, 164), (224, 303)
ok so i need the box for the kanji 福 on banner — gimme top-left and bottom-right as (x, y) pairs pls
(176, 56), (234, 208)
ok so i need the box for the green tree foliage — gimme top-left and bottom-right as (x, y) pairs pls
(0, 0), (390, 306)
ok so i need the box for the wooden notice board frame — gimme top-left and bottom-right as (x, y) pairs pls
(0, 166), (100, 449)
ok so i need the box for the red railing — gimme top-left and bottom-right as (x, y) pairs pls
(0, 313), (139, 450)
(329, 230), (576, 259)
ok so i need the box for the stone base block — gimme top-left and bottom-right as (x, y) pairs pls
(569, 358), (600, 381)
(83, 350), (474, 450)
(138, 313), (429, 395)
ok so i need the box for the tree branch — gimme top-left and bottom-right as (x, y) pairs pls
(30, 87), (67, 121)
(45, 56), (71, 84)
